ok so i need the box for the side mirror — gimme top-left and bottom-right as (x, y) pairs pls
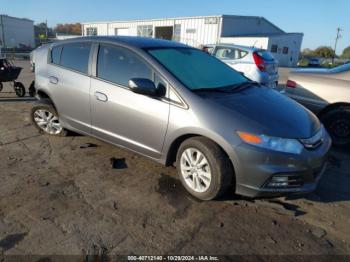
(129, 78), (164, 97)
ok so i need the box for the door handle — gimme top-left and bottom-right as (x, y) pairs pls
(49, 76), (59, 85)
(94, 91), (108, 102)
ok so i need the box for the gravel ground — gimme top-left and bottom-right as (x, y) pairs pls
(0, 61), (349, 257)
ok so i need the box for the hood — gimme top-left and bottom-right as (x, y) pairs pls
(202, 86), (320, 139)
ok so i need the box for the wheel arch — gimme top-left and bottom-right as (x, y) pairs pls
(318, 102), (350, 118)
(164, 133), (235, 173)
(35, 89), (58, 111)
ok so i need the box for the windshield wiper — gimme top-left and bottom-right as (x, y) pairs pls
(192, 81), (261, 94)
(224, 81), (261, 92)
(192, 88), (231, 93)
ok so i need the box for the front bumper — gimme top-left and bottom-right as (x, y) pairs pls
(231, 133), (332, 198)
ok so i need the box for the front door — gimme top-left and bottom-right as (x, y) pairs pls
(90, 44), (169, 159)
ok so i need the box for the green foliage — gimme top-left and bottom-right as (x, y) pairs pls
(313, 46), (335, 58)
(54, 23), (82, 35)
(342, 46), (350, 59)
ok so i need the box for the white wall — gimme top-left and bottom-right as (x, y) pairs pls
(0, 15), (34, 48)
(267, 34), (303, 67)
(82, 16), (221, 48)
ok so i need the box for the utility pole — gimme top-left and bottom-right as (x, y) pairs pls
(45, 20), (48, 40)
(333, 27), (342, 64)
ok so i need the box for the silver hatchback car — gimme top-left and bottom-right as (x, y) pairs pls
(204, 44), (279, 88)
(31, 36), (331, 200)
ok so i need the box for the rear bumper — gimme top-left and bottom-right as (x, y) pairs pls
(230, 133), (332, 198)
(257, 72), (279, 86)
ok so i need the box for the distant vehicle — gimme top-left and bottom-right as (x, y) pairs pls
(204, 44), (279, 88)
(307, 58), (321, 67)
(31, 36), (330, 200)
(284, 63), (350, 146)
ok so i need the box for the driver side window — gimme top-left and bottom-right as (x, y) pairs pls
(97, 44), (152, 87)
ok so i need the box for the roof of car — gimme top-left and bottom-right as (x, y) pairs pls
(53, 36), (189, 49)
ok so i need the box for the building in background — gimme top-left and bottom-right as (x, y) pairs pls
(82, 15), (303, 67)
(0, 15), (35, 50)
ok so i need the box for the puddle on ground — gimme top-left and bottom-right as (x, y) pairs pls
(156, 173), (200, 218)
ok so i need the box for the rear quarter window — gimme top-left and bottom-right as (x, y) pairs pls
(60, 42), (92, 74)
(51, 46), (63, 64)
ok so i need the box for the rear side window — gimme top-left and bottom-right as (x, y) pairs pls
(97, 44), (152, 86)
(51, 46), (63, 64)
(60, 43), (92, 74)
(215, 47), (237, 59)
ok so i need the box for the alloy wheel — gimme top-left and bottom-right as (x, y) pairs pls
(180, 148), (212, 193)
(33, 109), (63, 135)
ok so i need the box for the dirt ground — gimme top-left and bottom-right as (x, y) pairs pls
(0, 61), (350, 257)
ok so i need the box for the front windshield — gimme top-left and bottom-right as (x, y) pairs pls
(146, 47), (247, 90)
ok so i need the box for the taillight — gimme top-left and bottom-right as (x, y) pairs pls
(286, 80), (297, 88)
(253, 52), (266, 72)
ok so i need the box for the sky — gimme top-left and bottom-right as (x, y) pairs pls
(2, 0), (350, 54)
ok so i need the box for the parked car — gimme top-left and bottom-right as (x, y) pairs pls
(31, 36), (331, 200)
(284, 63), (350, 147)
(204, 44), (279, 88)
(307, 58), (321, 67)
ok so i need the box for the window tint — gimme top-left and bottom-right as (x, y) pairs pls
(147, 48), (247, 90)
(271, 44), (278, 53)
(215, 47), (237, 59)
(137, 25), (153, 37)
(60, 43), (91, 74)
(97, 44), (152, 86)
(86, 27), (97, 36)
(51, 46), (62, 64)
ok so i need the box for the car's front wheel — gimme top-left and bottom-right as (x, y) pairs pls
(176, 137), (233, 200)
(31, 99), (67, 136)
(321, 106), (350, 147)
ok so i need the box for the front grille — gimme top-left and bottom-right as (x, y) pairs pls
(264, 174), (304, 188)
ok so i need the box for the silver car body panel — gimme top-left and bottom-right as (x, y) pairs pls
(284, 64), (350, 113)
(33, 36), (330, 198)
(205, 44), (279, 86)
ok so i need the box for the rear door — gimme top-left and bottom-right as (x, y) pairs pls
(47, 42), (92, 133)
(90, 43), (170, 159)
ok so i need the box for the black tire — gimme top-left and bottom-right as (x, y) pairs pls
(29, 81), (36, 97)
(321, 106), (350, 147)
(176, 137), (233, 200)
(0, 82), (3, 92)
(31, 99), (67, 136)
(14, 82), (25, 97)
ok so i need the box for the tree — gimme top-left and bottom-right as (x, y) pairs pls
(54, 23), (82, 35)
(342, 46), (350, 59)
(34, 22), (55, 39)
(313, 46), (336, 58)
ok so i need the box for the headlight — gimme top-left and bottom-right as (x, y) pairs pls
(237, 131), (303, 154)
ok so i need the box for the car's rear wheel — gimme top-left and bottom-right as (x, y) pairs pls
(176, 137), (233, 200)
(14, 82), (25, 97)
(321, 106), (350, 147)
(31, 99), (67, 136)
